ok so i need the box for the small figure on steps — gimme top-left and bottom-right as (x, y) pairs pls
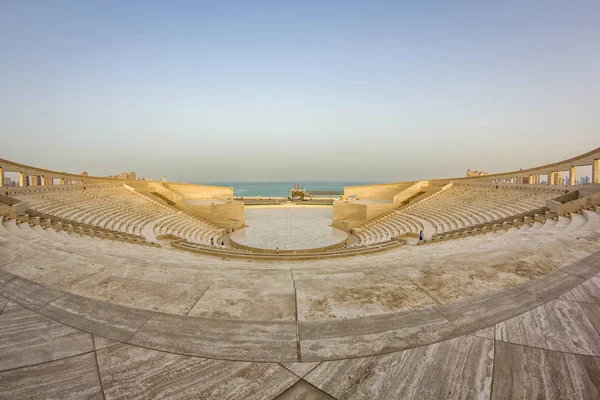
(417, 230), (423, 245)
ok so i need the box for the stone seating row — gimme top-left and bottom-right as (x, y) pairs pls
(12, 211), (159, 247)
(355, 187), (557, 245)
(4, 202), (599, 276)
(427, 206), (550, 241)
(11, 186), (225, 246)
(1, 202), (599, 326)
(426, 207), (600, 245)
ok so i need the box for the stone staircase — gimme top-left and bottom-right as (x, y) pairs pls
(151, 191), (177, 207)
(400, 190), (426, 206)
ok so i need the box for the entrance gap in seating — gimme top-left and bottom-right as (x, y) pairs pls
(574, 165), (592, 185)
(2, 172), (20, 188)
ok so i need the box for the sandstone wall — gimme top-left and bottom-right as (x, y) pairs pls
(163, 182), (232, 200)
(344, 182), (414, 200)
(181, 201), (245, 231)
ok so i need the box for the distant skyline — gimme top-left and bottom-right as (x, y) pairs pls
(1, 1), (599, 182)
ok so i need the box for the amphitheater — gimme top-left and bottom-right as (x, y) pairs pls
(1, 148), (600, 399)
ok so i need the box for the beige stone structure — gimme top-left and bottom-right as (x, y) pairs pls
(3, 147), (600, 238)
(334, 180), (447, 230)
(334, 147), (600, 232)
(466, 168), (488, 177)
(460, 146), (600, 185)
(0, 157), (243, 231)
(128, 180), (243, 230)
(1, 148), (600, 398)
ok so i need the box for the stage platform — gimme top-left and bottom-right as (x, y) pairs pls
(230, 206), (347, 251)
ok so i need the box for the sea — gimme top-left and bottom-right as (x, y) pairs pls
(203, 181), (377, 198)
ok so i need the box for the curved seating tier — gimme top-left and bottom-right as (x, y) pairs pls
(10, 186), (225, 245)
(355, 186), (557, 245)
(1, 204), (600, 398)
(1, 204), (599, 321)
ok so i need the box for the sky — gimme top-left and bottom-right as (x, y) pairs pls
(1, 1), (599, 182)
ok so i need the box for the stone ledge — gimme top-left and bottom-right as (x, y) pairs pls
(0, 251), (598, 362)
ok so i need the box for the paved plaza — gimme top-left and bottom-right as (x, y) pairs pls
(230, 207), (347, 251)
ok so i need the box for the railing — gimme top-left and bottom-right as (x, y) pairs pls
(401, 182), (453, 212)
(151, 192), (176, 207)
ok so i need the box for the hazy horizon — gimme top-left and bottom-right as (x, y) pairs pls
(2, 1), (599, 182)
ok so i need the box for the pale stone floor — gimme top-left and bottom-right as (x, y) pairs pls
(1, 214), (600, 398)
(1, 269), (599, 399)
(231, 207), (347, 251)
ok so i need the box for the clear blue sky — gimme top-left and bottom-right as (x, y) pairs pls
(1, 1), (598, 182)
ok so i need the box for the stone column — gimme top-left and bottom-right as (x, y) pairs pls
(0, 166), (3, 187)
(570, 166), (576, 186)
(549, 171), (555, 185)
(60, 177), (66, 185)
(40, 175), (46, 186)
(30, 176), (37, 186)
(19, 172), (24, 187)
(592, 159), (599, 184)
(47, 177), (53, 186)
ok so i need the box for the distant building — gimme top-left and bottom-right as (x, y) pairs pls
(466, 169), (489, 177)
(106, 170), (138, 180)
(80, 171), (89, 176)
(3, 177), (16, 187)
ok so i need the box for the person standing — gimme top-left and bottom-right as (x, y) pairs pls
(417, 230), (424, 245)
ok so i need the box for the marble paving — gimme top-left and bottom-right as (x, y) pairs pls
(0, 265), (599, 399)
(492, 342), (600, 399)
(495, 299), (600, 356)
(96, 344), (298, 400)
(304, 335), (494, 400)
(188, 286), (296, 321)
